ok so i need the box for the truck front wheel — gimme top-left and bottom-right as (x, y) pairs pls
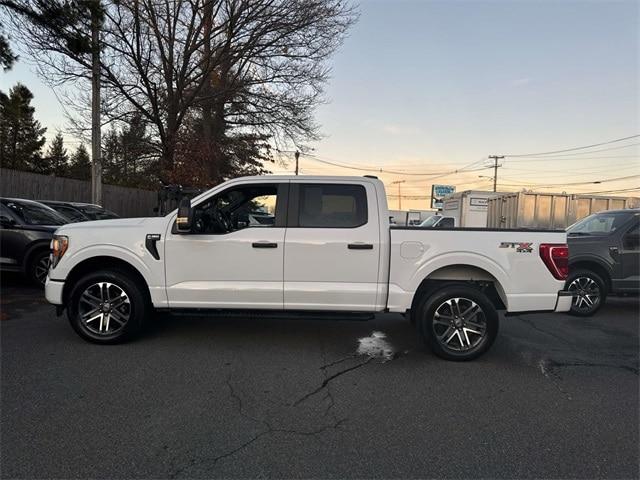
(67, 269), (148, 344)
(566, 269), (606, 317)
(417, 286), (499, 361)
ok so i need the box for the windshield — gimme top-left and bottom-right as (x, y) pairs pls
(1, 199), (67, 226)
(78, 205), (119, 220)
(419, 216), (440, 227)
(567, 212), (631, 235)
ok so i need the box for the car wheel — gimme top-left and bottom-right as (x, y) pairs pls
(28, 250), (50, 287)
(67, 269), (148, 344)
(417, 285), (499, 361)
(566, 269), (607, 317)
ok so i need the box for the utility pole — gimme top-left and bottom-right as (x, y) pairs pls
(488, 155), (504, 192)
(390, 180), (406, 209)
(91, 4), (102, 205)
(294, 150), (300, 175)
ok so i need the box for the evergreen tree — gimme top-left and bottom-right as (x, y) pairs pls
(0, 31), (17, 71)
(68, 143), (91, 180)
(101, 114), (156, 188)
(0, 83), (47, 171)
(41, 132), (69, 176)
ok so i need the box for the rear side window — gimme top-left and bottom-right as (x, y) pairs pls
(298, 184), (367, 228)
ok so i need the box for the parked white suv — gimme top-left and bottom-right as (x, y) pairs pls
(45, 176), (572, 360)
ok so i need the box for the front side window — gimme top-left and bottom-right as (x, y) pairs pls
(0, 199), (66, 226)
(622, 222), (640, 251)
(298, 184), (367, 228)
(191, 184), (280, 234)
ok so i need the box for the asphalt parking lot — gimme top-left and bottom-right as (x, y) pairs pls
(1, 275), (639, 479)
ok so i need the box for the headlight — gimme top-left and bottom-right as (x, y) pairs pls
(50, 235), (69, 269)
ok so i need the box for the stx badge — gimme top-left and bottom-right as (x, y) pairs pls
(499, 242), (533, 253)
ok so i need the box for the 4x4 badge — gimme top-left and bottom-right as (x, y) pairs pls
(499, 242), (533, 253)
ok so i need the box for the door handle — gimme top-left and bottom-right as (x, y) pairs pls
(252, 242), (278, 248)
(348, 243), (373, 250)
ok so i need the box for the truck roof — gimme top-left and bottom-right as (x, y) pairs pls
(253, 175), (382, 182)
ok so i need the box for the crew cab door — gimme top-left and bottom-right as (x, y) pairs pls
(283, 181), (383, 311)
(612, 218), (640, 291)
(164, 182), (288, 309)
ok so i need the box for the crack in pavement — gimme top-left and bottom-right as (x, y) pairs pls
(293, 356), (373, 406)
(319, 354), (358, 370)
(210, 419), (347, 466)
(517, 315), (576, 347)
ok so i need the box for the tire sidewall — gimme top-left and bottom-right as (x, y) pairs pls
(67, 270), (147, 344)
(418, 286), (499, 361)
(28, 249), (50, 287)
(567, 269), (607, 317)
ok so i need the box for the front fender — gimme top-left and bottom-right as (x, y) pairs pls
(51, 244), (161, 287)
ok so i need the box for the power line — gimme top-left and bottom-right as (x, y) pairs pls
(303, 153), (491, 177)
(497, 173), (640, 188)
(504, 135), (640, 158)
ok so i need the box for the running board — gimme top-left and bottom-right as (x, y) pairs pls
(163, 308), (375, 321)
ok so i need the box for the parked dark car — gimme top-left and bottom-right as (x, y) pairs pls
(40, 201), (119, 222)
(0, 198), (68, 286)
(566, 209), (639, 316)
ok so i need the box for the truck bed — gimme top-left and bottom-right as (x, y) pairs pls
(387, 226), (569, 313)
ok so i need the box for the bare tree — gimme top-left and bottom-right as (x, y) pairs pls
(5, 0), (356, 184)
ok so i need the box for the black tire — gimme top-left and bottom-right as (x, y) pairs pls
(566, 269), (607, 317)
(416, 285), (499, 361)
(27, 249), (50, 287)
(67, 269), (148, 344)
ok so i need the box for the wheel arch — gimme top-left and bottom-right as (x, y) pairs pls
(22, 240), (51, 274)
(408, 264), (506, 324)
(569, 259), (611, 291)
(62, 256), (152, 306)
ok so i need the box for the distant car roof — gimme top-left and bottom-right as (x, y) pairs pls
(41, 200), (103, 208)
(592, 209), (640, 215)
(2, 197), (57, 207)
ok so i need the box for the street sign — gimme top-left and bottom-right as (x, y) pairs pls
(431, 184), (455, 209)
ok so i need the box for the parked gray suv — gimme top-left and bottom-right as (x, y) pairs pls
(566, 209), (639, 316)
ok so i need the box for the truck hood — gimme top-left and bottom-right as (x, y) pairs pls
(57, 217), (151, 233)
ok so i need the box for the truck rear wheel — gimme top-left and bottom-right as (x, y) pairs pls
(417, 285), (499, 361)
(67, 269), (148, 344)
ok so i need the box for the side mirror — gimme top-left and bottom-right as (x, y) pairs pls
(175, 198), (193, 233)
(0, 215), (16, 228)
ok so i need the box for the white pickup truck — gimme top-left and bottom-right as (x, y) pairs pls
(45, 175), (572, 360)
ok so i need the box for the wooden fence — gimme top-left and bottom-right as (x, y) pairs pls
(0, 168), (158, 217)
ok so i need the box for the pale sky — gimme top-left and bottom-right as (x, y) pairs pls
(2, 0), (639, 210)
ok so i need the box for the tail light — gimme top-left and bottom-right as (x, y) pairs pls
(539, 243), (569, 280)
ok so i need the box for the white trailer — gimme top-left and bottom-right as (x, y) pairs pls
(442, 191), (505, 227)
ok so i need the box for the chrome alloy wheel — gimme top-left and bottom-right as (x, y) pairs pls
(568, 276), (601, 313)
(34, 256), (50, 285)
(433, 297), (487, 352)
(78, 282), (131, 335)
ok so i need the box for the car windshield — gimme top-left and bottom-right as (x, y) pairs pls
(1, 199), (67, 226)
(419, 216), (440, 227)
(77, 205), (119, 220)
(567, 212), (631, 235)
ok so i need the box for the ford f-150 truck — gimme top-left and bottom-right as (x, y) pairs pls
(45, 176), (572, 360)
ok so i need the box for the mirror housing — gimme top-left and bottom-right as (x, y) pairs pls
(0, 215), (16, 228)
(175, 198), (193, 233)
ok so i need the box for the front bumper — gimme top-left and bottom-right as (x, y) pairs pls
(554, 290), (573, 313)
(44, 277), (64, 305)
